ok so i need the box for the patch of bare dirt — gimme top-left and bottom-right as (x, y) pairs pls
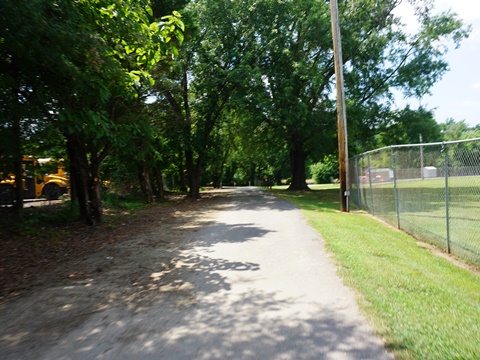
(0, 189), (232, 303)
(0, 189), (234, 359)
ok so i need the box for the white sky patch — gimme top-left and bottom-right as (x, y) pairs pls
(460, 99), (480, 107)
(391, 0), (480, 126)
(392, 2), (418, 34)
(435, 0), (480, 22)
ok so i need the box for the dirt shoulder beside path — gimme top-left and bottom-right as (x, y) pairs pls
(0, 190), (230, 302)
(0, 189), (232, 360)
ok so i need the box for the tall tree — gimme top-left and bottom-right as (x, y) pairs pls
(155, 0), (260, 198)
(376, 106), (442, 146)
(230, 0), (469, 190)
(250, 0), (338, 190)
(1, 0), (77, 212)
(440, 119), (479, 141)
(1, 0), (183, 224)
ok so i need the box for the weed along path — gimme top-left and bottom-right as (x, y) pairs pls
(0, 187), (393, 359)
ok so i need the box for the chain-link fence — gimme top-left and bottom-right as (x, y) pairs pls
(350, 138), (480, 266)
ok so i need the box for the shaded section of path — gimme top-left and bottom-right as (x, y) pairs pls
(1, 187), (393, 359)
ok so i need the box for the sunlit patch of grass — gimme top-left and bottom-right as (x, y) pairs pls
(102, 193), (147, 212)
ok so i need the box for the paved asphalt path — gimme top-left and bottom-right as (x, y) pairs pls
(38, 187), (393, 359)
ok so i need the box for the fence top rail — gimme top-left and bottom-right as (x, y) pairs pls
(353, 137), (480, 158)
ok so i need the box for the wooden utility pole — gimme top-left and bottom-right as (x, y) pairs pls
(330, 0), (349, 212)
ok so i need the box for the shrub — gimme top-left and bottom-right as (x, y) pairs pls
(310, 155), (338, 184)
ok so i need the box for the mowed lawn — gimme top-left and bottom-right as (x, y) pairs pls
(353, 176), (480, 266)
(273, 186), (480, 360)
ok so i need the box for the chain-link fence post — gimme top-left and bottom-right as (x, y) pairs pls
(391, 147), (400, 229)
(354, 156), (361, 207)
(442, 142), (451, 254)
(420, 134), (424, 179)
(367, 153), (374, 215)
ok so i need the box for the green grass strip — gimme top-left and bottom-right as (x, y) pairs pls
(273, 187), (480, 360)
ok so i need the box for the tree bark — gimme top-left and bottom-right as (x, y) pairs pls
(66, 134), (90, 223)
(178, 155), (188, 192)
(212, 172), (222, 189)
(12, 113), (24, 213)
(68, 159), (78, 208)
(66, 132), (104, 225)
(185, 149), (201, 199)
(10, 81), (24, 214)
(139, 160), (154, 203)
(287, 138), (310, 191)
(152, 168), (165, 202)
(212, 147), (229, 188)
(88, 154), (103, 225)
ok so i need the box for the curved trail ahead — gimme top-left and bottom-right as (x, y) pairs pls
(0, 187), (393, 359)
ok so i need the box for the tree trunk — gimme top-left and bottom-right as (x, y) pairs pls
(88, 157), (103, 225)
(178, 155), (188, 192)
(152, 168), (165, 202)
(10, 84), (24, 214)
(139, 160), (154, 203)
(287, 139), (310, 191)
(212, 147), (229, 188)
(66, 132), (103, 225)
(68, 160), (78, 211)
(212, 173), (222, 188)
(185, 149), (201, 199)
(66, 137), (87, 221)
(12, 116), (24, 213)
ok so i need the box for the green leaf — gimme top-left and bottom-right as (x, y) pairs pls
(175, 29), (184, 44)
(146, 6), (153, 17)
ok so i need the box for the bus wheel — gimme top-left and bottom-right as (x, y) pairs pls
(43, 183), (61, 200)
(0, 185), (14, 206)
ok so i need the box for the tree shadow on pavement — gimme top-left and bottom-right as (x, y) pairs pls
(0, 222), (267, 360)
(0, 227), (392, 360)
(0, 187), (393, 360)
(188, 222), (272, 248)
(16, 286), (392, 360)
